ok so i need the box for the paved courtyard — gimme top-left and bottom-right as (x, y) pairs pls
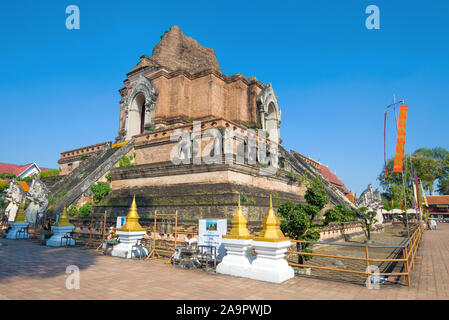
(0, 224), (448, 300)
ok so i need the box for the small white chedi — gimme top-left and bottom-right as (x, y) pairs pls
(6, 200), (29, 239)
(109, 196), (148, 259)
(217, 194), (294, 284)
(46, 206), (75, 246)
(248, 195), (294, 284)
(216, 195), (254, 278)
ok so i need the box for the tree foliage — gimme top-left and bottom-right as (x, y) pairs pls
(414, 147), (449, 161)
(0, 182), (9, 193)
(437, 153), (449, 195)
(378, 147), (449, 209)
(91, 182), (112, 203)
(356, 207), (377, 241)
(438, 178), (449, 195)
(278, 178), (328, 264)
(0, 172), (18, 180)
(323, 204), (357, 224)
(39, 169), (60, 179)
(397, 213), (413, 229)
(119, 153), (136, 167)
(68, 204), (78, 216)
(0, 182), (8, 209)
(77, 203), (92, 217)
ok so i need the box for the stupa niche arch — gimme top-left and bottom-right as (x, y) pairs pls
(124, 75), (158, 140)
(257, 84), (281, 144)
(266, 102), (279, 144)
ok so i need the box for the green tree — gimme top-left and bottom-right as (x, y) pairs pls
(0, 172), (36, 182)
(91, 182), (112, 203)
(77, 203), (92, 217)
(438, 177), (449, 195)
(380, 184), (412, 211)
(0, 182), (9, 209)
(437, 154), (449, 195)
(119, 155), (131, 167)
(0, 172), (17, 180)
(378, 150), (447, 208)
(414, 147), (449, 161)
(278, 178), (328, 264)
(39, 169), (60, 179)
(68, 204), (78, 216)
(356, 207), (378, 242)
(397, 213), (412, 229)
(413, 147), (449, 195)
(323, 204), (356, 224)
(411, 154), (442, 195)
(0, 182), (9, 193)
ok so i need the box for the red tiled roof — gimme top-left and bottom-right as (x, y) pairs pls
(426, 196), (449, 206)
(0, 163), (33, 176)
(319, 164), (350, 194)
(0, 163), (53, 176)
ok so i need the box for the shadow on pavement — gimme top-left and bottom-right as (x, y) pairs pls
(0, 238), (98, 282)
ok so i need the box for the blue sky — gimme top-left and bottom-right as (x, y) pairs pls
(0, 0), (448, 195)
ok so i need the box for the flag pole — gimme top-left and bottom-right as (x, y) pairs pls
(389, 95), (410, 238)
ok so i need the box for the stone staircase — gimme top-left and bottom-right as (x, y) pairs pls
(47, 139), (135, 216)
(286, 149), (356, 209)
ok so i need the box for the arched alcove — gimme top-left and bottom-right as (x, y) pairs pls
(257, 84), (281, 145)
(127, 93), (146, 138)
(123, 75), (158, 140)
(266, 102), (279, 144)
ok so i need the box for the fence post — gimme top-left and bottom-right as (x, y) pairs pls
(403, 247), (410, 286)
(411, 229), (418, 269)
(365, 245), (370, 273)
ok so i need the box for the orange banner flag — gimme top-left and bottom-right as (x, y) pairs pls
(393, 105), (408, 173)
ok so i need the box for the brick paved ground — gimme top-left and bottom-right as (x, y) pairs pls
(0, 223), (448, 300)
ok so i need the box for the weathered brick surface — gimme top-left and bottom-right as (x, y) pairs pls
(152, 26), (220, 74)
(0, 224), (448, 300)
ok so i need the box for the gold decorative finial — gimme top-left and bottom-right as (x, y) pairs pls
(254, 194), (289, 242)
(56, 206), (73, 227)
(14, 200), (27, 223)
(223, 194), (252, 240)
(118, 195), (146, 232)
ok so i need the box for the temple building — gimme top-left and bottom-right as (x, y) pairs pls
(0, 162), (51, 179)
(425, 195), (449, 220)
(48, 26), (355, 220)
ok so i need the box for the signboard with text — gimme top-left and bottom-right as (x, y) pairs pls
(116, 216), (126, 229)
(198, 219), (227, 259)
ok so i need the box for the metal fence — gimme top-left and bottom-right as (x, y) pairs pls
(287, 223), (424, 286)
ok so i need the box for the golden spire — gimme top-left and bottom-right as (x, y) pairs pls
(56, 206), (73, 227)
(223, 194), (252, 240)
(14, 200), (27, 223)
(118, 195), (146, 232)
(254, 194), (289, 242)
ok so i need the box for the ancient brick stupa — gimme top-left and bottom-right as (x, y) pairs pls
(46, 206), (75, 247)
(6, 200), (29, 239)
(110, 196), (148, 259)
(216, 195), (254, 278)
(50, 25), (355, 226)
